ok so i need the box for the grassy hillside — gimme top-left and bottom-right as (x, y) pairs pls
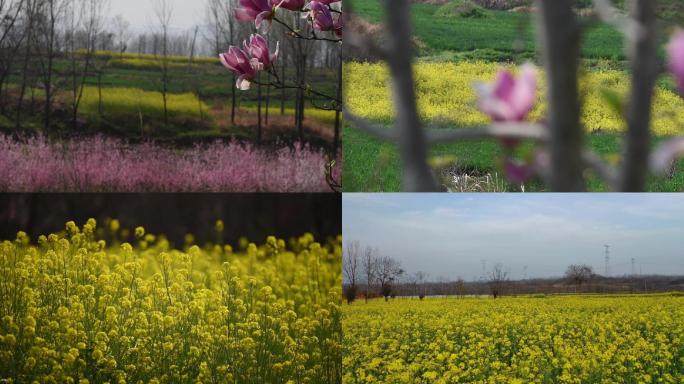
(348, 0), (625, 60)
(2, 51), (338, 144)
(349, 0), (684, 61)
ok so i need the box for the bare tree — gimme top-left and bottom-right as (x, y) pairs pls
(343, 241), (360, 304)
(67, 0), (109, 130)
(361, 246), (376, 303)
(205, 0), (243, 124)
(111, 14), (129, 57)
(375, 255), (403, 302)
(15, 0), (40, 128)
(565, 264), (593, 293)
(488, 263), (509, 299)
(414, 271), (427, 300)
(153, 0), (172, 130)
(34, 0), (67, 130)
(452, 277), (466, 298)
(0, 0), (26, 114)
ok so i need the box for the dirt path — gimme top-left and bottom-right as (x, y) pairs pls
(210, 105), (337, 142)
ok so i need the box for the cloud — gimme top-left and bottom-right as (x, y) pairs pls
(343, 194), (684, 279)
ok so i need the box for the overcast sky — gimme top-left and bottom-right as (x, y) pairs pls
(110, 0), (207, 33)
(343, 194), (684, 281)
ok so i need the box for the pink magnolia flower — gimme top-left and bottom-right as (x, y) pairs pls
(667, 30), (684, 94)
(234, 0), (275, 28)
(309, 1), (343, 37)
(476, 63), (537, 123)
(503, 157), (534, 185)
(316, 0), (341, 3)
(220, 47), (258, 90)
(279, 0), (305, 11)
(245, 34), (279, 70)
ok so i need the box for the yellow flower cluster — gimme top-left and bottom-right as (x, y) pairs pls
(343, 295), (684, 383)
(78, 86), (211, 121)
(345, 61), (684, 136)
(0, 220), (342, 383)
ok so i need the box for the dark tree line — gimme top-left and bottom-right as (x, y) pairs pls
(0, 193), (341, 246)
(342, 244), (684, 303)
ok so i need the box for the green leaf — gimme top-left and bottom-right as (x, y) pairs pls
(599, 87), (626, 119)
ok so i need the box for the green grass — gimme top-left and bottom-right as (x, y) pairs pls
(76, 86), (212, 137)
(4, 51), (338, 142)
(348, 0), (626, 60)
(343, 124), (684, 192)
(343, 0), (684, 191)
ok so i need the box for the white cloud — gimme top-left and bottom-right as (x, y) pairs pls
(343, 194), (684, 279)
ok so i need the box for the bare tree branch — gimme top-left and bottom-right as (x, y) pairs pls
(592, 0), (642, 41)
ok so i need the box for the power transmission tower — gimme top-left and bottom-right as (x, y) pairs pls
(631, 258), (636, 276)
(523, 265), (528, 280)
(604, 245), (610, 277)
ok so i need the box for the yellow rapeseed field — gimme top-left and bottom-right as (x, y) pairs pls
(0, 220), (342, 383)
(78, 86), (210, 121)
(343, 296), (684, 384)
(344, 61), (684, 136)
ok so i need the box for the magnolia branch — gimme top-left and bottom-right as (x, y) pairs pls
(344, 110), (547, 143)
(273, 17), (342, 43)
(346, 109), (622, 187)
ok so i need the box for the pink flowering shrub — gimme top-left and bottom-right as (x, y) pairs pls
(0, 135), (340, 192)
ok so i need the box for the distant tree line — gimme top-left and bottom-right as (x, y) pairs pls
(343, 240), (684, 303)
(0, 193), (341, 246)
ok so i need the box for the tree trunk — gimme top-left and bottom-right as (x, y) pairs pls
(16, 23), (33, 130)
(44, 3), (57, 132)
(333, 48), (342, 158)
(257, 72), (262, 142)
(294, 59), (300, 127)
(297, 54), (306, 140)
(98, 71), (103, 117)
(620, 0), (658, 191)
(265, 72), (270, 126)
(162, 63), (169, 129)
(231, 74), (236, 124)
(384, 0), (437, 191)
(536, 0), (585, 191)
(280, 62), (285, 115)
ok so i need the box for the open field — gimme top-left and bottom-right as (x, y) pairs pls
(3, 51), (338, 144)
(348, 0), (684, 60)
(348, 0), (626, 60)
(346, 62), (684, 133)
(343, 62), (684, 191)
(343, 0), (684, 191)
(343, 295), (684, 383)
(0, 221), (342, 383)
(0, 48), (341, 191)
